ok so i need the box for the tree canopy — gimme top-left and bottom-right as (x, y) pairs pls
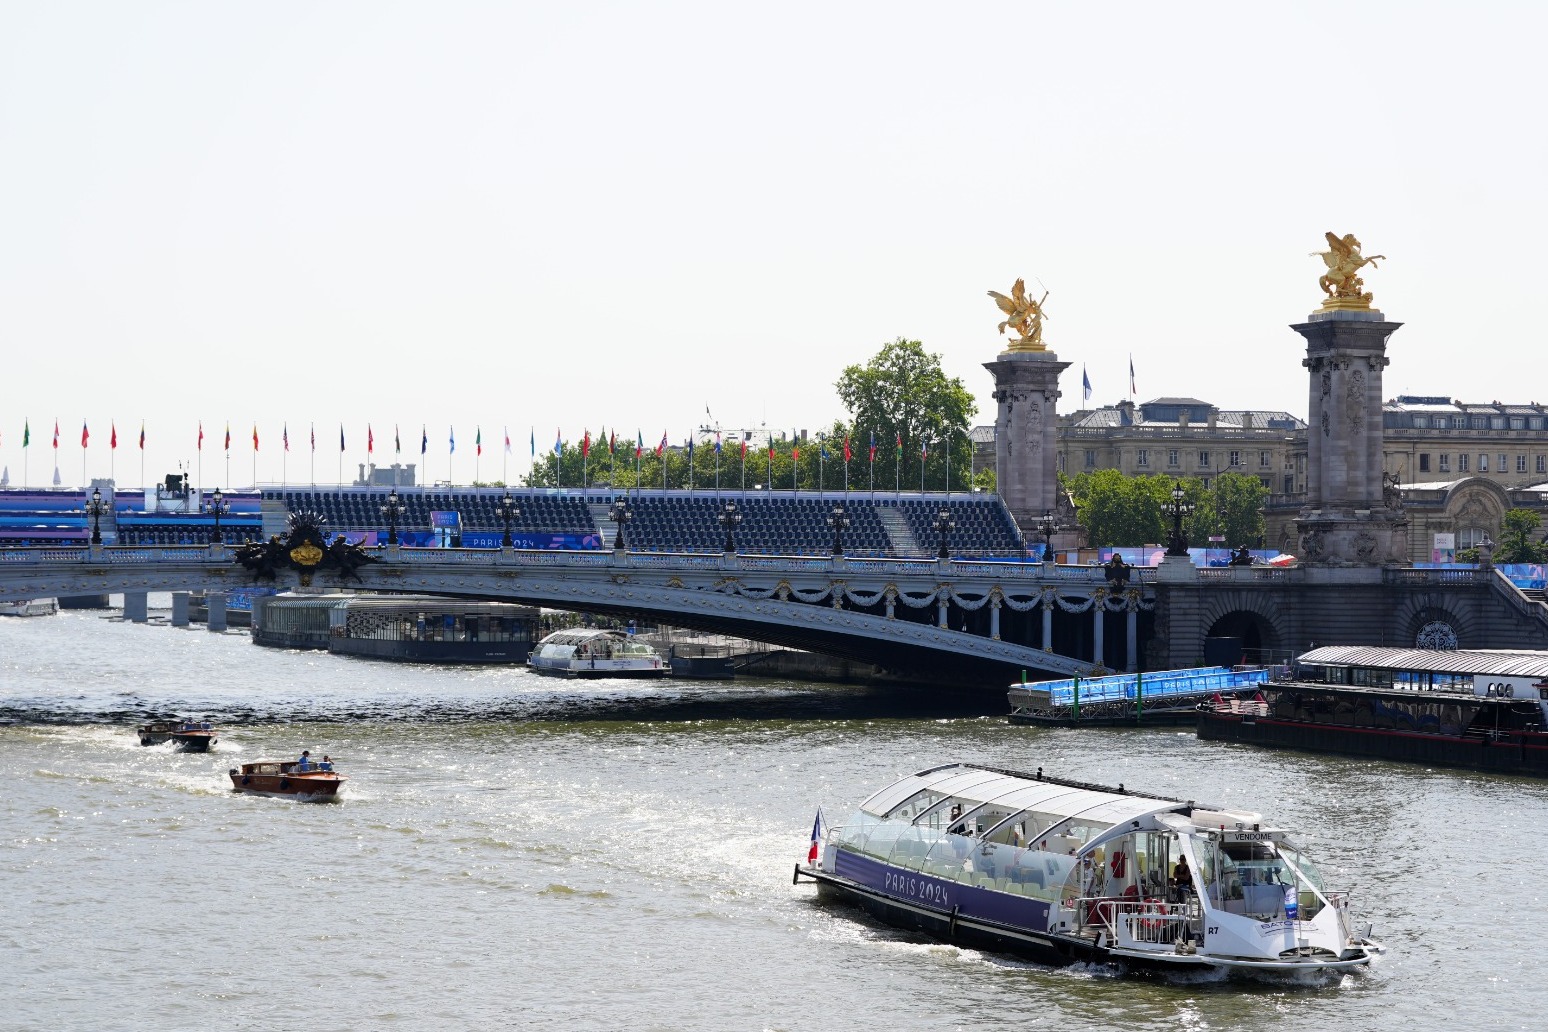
(1064, 469), (1268, 549)
(835, 338), (977, 494)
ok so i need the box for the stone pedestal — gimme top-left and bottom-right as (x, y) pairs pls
(122, 591), (149, 623)
(206, 592), (228, 632)
(983, 349), (1070, 535)
(1290, 308), (1408, 565)
(170, 592), (191, 627)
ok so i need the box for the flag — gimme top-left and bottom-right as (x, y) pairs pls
(311, 424), (316, 453)
(504, 427), (511, 455)
(531, 427), (536, 457)
(252, 424), (259, 451)
(110, 422), (117, 450)
(224, 423), (230, 452)
(554, 428), (563, 457)
(636, 430), (643, 459)
(807, 807), (825, 865)
(609, 430), (617, 456)
(869, 431), (876, 463)
(582, 429), (590, 458)
(768, 434), (775, 459)
(895, 432), (902, 461)
(22, 420), (29, 447)
(656, 431), (666, 457)
(921, 437), (928, 459)
(368, 425), (374, 455)
(395, 425), (401, 455)
(792, 439), (799, 462)
(714, 431), (721, 455)
(687, 435), (695, 458)
(139, 422), (145, 450)
(844, 436), (851, 463)
(421, 425), (428, 456)
(739, 437), (747, 460)
(81, 420), (89, 448)
(449, 426), (455, 453)
(820, 434), (828, 461)
(1129, 355), (1136, 396)
(339, 425), (345, 452)
(476, 427), (482, 457)
(53, 419), (59, 450)
(283, 423), (289, 452)
(197, 421), (203, 451)
(1082, 365), (1092, 404)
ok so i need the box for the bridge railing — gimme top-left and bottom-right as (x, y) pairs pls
(1382, 567), (1485, 586)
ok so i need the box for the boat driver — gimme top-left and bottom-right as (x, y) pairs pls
(1170, 854), (1193, 902)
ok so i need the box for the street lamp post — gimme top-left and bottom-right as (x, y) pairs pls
(933, 508), (956, 560)
(611, 497), (632, 550)
(495, 492), (521, 548)
(827, 502), (850, 557)
(1164, 480), (1196, 557)
(380, 488), (407, 546)
(718, 500), (742, 553)
(1038, 508), (1056, 561)
(85, 487), (108, 545)
(204, 487), (229, 545)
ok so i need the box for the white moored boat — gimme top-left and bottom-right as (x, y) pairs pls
(795, 763), (1381, 975)
(526, 629), (666, 678)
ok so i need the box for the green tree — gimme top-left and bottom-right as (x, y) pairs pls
(1496, 508), (1546, 563)
(1189, 472), (1268, 549)
(835, 338), (977, 493)
(1066, 469), (1169, 546)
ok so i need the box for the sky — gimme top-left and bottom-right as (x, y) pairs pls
(2, 1), (1544, 490)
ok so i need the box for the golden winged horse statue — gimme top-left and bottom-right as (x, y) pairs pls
(987, 278), (1049, 350)
(1312, 232), (1385, 307)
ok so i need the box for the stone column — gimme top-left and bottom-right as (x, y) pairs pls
(984, 350), (1071, 536)
(206, 592), (228, 633)
(170, 592), (191, 627)
(1092, 597), (1105, 667)
(1291, 308), (1409, 565)
(937, 597), (949, 629)
(1126, 604), (1138, 673)
(989, 597), (1001, 640)
(122, 591), (149, 624)
(1041, 598), (1053, 651)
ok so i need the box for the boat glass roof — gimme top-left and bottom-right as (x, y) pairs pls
(861, 764), (1180, 830)
(1299, 646), (1548, 678)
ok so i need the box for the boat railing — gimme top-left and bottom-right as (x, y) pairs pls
(1211, 697), (1270, 716)
(1075, 896), (1192, 947)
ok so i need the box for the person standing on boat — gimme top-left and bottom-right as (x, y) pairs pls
(297, 750), (312, 771)
(1170, 853), (1193, 902)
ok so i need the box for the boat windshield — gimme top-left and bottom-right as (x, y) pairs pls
(1191, 836), (1327, 920)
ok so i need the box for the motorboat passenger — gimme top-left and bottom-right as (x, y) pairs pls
(1171, 854), (1193, 903)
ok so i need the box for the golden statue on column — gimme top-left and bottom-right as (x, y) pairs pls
(1312, 232), (1385, 310)
(988, 278), (1049, 351)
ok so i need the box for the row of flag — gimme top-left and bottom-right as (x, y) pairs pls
(2, 419), (144, 450)
(1, 422), (947, 462)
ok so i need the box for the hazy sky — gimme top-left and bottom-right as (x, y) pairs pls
(2, 2), (1543, 489)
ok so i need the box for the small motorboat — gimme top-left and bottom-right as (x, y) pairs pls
(137, 719), (219, 752)
(229, 758), (346, 800)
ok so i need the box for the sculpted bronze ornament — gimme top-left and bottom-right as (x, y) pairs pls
(234, 510), (379, 586)
(988, 278), (1049, 351)
(1312, 232), (1385, 310)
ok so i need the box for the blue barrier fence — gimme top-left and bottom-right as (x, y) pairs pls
(1012, 666), (1269, 707)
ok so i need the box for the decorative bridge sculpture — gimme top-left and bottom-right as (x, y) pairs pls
(0, 544), (1157, 684)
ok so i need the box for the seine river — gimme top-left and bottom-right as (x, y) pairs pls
(2, 604), (1543, 1031)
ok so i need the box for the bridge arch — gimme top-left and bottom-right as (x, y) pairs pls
(1392, 595), (1477, 649)
(1197, 590), (1288, 663)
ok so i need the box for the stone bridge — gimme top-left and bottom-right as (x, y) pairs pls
(0, 544), (1157, 687)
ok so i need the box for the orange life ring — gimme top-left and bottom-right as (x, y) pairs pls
(1139, 897), (1164, 930)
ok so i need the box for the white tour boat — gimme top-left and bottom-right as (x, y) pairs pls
(527, 628), (666, 678)
(796, 762), (1381, 975)
(0, 598), (59, 618)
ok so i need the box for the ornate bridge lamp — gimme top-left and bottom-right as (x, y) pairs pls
(828, 502), (850, 557)
(933, 508), (956, 560)
(85, 486), (109, 546)
(1164, 481), (1196, 557)
(719, 500), (743, 553)
(381, 488), (407, 546)
(495, 492), (521, 548)
(204, 487), (230, 545)
(1038, 509), (1056, 561)
(611, 497), (633, 550)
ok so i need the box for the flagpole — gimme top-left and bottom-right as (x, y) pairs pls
(140, 425), (145, 492)
(945, 435), (950, 498)
(310, 422), (315, 487)
(503, 426), (509, 486)
(110, 421), (115, 484)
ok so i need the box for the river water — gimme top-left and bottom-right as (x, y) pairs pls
(1, 604), (1542, 1031)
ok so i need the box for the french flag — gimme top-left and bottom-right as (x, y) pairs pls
(807, 807), (824, 865)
